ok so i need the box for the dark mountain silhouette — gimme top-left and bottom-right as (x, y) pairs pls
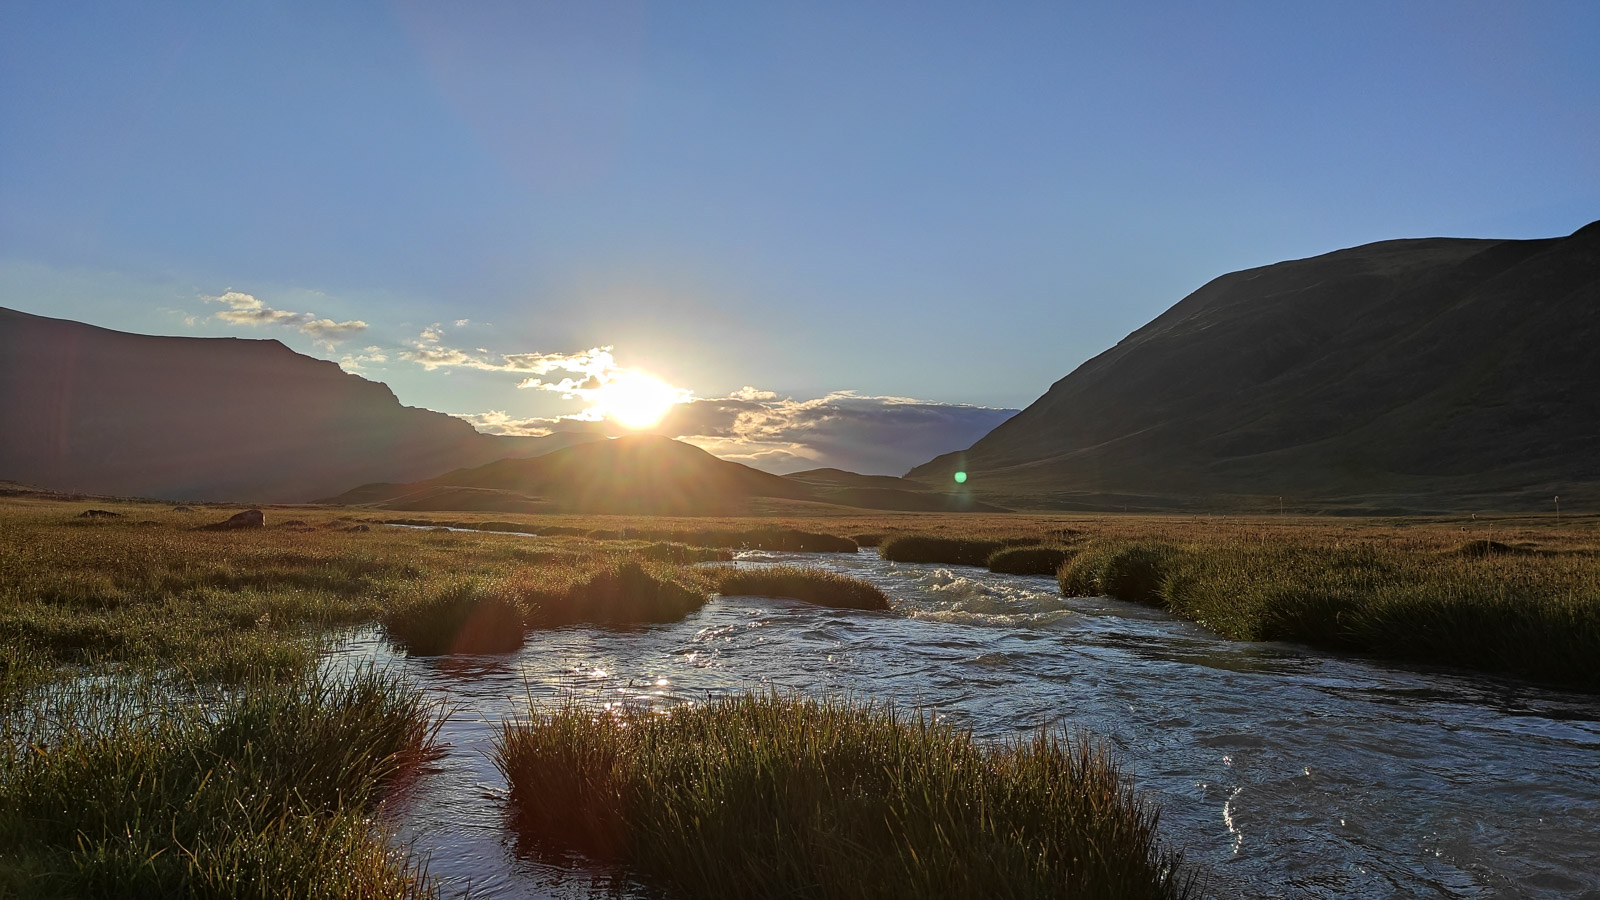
(327, 434), (1006, 514)
(782, 467), (1009, 512)
(0, 307), (596, 502)
(909, 220), (1600, 512)
(326, 434), (812, 515)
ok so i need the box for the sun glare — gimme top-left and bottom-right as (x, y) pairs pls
(592, 371), (684, 429)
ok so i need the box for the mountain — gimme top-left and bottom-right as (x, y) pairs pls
(0, 307), (596, 502)
(781, 467), (1009, 512)
(327, 434), (1006, 514)
(325, 434), (812, 514)
(909, 220), (1600, 512)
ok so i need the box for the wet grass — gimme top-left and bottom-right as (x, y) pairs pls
(494, 693), (1192, 900)
(710, 565), (890, 610)
(1060, 537), (1600, 690)
(0, 666), (441, 899)
(376, 558), (713, 656)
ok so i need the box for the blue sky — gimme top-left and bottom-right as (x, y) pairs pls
(2, 1), (1596, 472)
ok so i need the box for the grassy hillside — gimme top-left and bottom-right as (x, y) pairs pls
(910, 221), (1600, 512)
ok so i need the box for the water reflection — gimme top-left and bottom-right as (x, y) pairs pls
(332, 549), (1600, 899)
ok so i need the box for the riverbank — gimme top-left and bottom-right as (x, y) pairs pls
(1, 498), (1193, 897)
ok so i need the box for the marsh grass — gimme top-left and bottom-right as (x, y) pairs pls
(986, 546), (1073, 576)
(494, 694), (1191, 900)
(710, 565), (890, 610)
(0, 666), (440, 898)
(2, 506), (728, 666)
(879, 534), (1041, 566)
(1060, 537), (1600, 690)
(384, 519), (858, 553)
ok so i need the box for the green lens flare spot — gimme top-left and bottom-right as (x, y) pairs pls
(953, 471), (968, 484)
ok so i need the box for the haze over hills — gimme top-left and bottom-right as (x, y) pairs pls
(326, 434), (1002, 515)
(0, 307), (597, 502)
(910, 221), (1600, 513)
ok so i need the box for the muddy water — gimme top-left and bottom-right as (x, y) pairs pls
(330, 549), (1600, 899)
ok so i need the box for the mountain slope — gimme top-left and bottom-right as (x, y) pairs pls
(325, 434), (813, 514)
(328, 434), (1006, 514)
(0, 307), (593, 502)
(909, 220), (1600, 511)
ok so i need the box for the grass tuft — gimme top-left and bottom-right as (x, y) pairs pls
(880, 534), (1039, 566)
(986, 545), (1073, 576)
(0, 667), (440, 898)
(494, 694), (1191, 900)
(710, 565), (890, 610)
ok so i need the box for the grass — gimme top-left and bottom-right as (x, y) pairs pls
(709, 565), (890, 610)
(0, 666), (440, 899)
(986, 545), (1074, 576)
(879, 534), (1040, 566)
(494, 693), (1191, 900)
(376, 558), (712, 655)
(1060, 537), (1600, 690)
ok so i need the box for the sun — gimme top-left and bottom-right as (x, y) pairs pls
(590, 371), (685, 429)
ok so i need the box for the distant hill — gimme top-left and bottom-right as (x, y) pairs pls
(0, 307), (596, 502)
(909, 220), (1600, 513)
(782, 467), (1008, 512)
(327, 434), (1005, 514)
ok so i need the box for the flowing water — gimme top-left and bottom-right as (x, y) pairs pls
(331, 548), (1600, 899)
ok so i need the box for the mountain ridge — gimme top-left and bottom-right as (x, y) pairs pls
(908, 221), (1600, 512)
(0, 306), (595, 502)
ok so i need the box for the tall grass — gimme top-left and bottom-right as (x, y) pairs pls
(879, 534), (1040, 566)
(0, 667), (440, 898)
(710, 565), (890, 610)
(494, 694), (1191, 900)
(378, 558), (712, 655)
(986, 546), (1073, 576)
(1060, 538), (1600, 690)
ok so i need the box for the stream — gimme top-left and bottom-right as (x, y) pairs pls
(329, 547), (1600, 899)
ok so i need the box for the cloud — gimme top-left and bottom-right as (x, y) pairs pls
(300, 317), (370, 341)
(461, 388), (1017, 476)
(417, 337), (1013, 474)
(663, 391), (1018, 475)
(337, 346), (389, 373)
(204, 291), (367, 345)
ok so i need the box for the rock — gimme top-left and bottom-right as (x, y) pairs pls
(77, 509), (122, 518)
(204, 509), (266, 530)
(171, 506), (195, 513)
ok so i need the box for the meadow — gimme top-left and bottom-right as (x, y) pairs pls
(3, 493), (1597, 896)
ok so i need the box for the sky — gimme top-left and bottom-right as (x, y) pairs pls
(2, 1), (1596, 474)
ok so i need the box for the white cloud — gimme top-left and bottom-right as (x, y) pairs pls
(300, 317), (370, 341)
(203, 290), (367, 346)
(413, 338), (1014, 475)
(458, 388), (1018, 476)
(337, 346), (389, 373)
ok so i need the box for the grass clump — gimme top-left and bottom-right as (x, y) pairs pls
(1059, 535), (1600, 691)
(380, 574), (532, 655)
(1060, 542), (1181, 605)
(880, 534), (1039, 566)
(986, 546), (1073, 576)
(494, 693), (1191, 900)
(529, 559), (710, 626)
(0, 667), (440, 898)
(710, 565), (890, 610)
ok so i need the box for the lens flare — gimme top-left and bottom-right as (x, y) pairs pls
(954, 471), (968, 484)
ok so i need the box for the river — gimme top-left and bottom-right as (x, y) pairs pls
(331, 547), (1600, 899)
